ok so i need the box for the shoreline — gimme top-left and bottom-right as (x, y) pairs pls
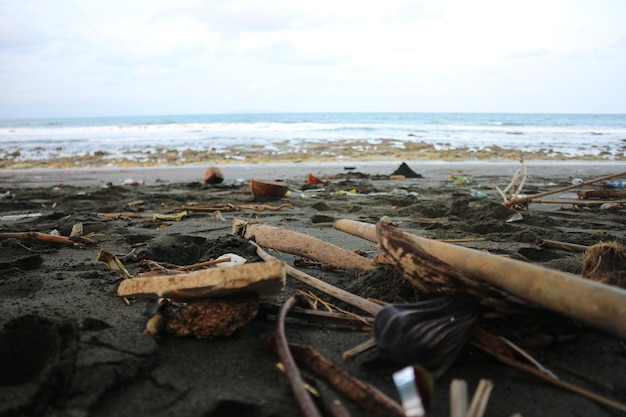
(1, 159), (624, 188)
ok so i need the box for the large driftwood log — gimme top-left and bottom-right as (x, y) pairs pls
(233, 219), (375, 274)
(334, 219), (626, 339)
(117, 260), (286, 301)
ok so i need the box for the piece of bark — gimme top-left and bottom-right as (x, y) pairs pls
(117, 260), (286, 301)
(234, 220), (375, 274)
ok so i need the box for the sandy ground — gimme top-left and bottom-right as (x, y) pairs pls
(1, 160), (625, 417)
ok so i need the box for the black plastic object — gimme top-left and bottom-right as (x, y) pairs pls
(374, 295), (480, 378)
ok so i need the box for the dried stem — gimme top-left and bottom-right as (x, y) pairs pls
(276, 296), (323, 417)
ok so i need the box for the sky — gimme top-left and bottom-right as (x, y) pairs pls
(1, 0), (625, 118)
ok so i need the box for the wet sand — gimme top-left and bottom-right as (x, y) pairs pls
(1, 160), (625, 416)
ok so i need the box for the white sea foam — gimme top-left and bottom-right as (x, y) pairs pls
(0, 113), (624, 162)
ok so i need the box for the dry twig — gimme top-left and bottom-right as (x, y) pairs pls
(275, 296), (322, 417)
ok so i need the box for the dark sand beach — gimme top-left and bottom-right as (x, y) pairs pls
(1, 160), (625, 417)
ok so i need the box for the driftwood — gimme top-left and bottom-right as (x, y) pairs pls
(535, 239), (588, 253)
(285, 341), (405, 417)
(532, 199), (626, 206)
(578, 189), (626, 199)
(0, 231), (97, 247)
(117, 260), (286, 301)
(503, 171), (626, 207)
(234, 219), (375, 274)
(334, 219), (626, 339)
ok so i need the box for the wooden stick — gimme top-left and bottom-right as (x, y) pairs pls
(0, 231), (96, 246)
(275, 297), (323, 417)
(334, 219), (626, 339)
(342, 337), (377, 362)
(467, 379), (493, 417)
(473, 342), (626, 414)
(531, 199), (626, 206)
(535, 239), (589, 253)
(175, 257), (232, 271)
(253, 242), (382, 316)
(578, 189), (626, 199)
(503, 171), (626, 207)
(97, 212), (145, 218)
(286, 342), (405, 417)
(234, 220), (375, 274)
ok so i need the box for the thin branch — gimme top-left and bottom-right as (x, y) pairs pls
(472, 342), (626, 413)
(275, 296), (323, 417)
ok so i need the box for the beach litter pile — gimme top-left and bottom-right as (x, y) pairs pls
(0, 162), (625, 416)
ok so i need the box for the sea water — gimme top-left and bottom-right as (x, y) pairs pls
(0, 112), (624, 163)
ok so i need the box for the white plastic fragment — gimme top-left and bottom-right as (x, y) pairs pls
(215, 253), (248, 267)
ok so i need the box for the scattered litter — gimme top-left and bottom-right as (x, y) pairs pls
(213, 211), (227, 222)
(152, 211), (188, 222)
(453, 177), (469, 185)
(250, 179), (289, 198)
(470, 189), (487, 198)
(606, 181), (625, 187)
(122, 178), (144, 186)
(600, 202), (622, 210)
(0, 212), (42, 221)
(215, 253), (247, 267)
(506, 212), (524, 223)
(572, 178), (583, 185)
(0, 191), (14, 199)
(393, 366), (428, 417)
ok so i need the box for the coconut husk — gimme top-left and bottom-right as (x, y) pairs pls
(581, 241), (626, 289)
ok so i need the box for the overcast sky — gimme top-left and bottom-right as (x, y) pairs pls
(1, 0), (625, 118)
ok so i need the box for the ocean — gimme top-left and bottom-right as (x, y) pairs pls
(0, 112), (624, 166)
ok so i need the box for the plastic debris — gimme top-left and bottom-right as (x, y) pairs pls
(470, 189), (487, 198)
(215, 253), (248, 267)
(453, 177), (469, 185)
(393, 366), (427, 417)
(506, 212), (524, 223)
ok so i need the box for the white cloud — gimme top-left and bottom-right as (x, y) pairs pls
(1, 0), (625, 116)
